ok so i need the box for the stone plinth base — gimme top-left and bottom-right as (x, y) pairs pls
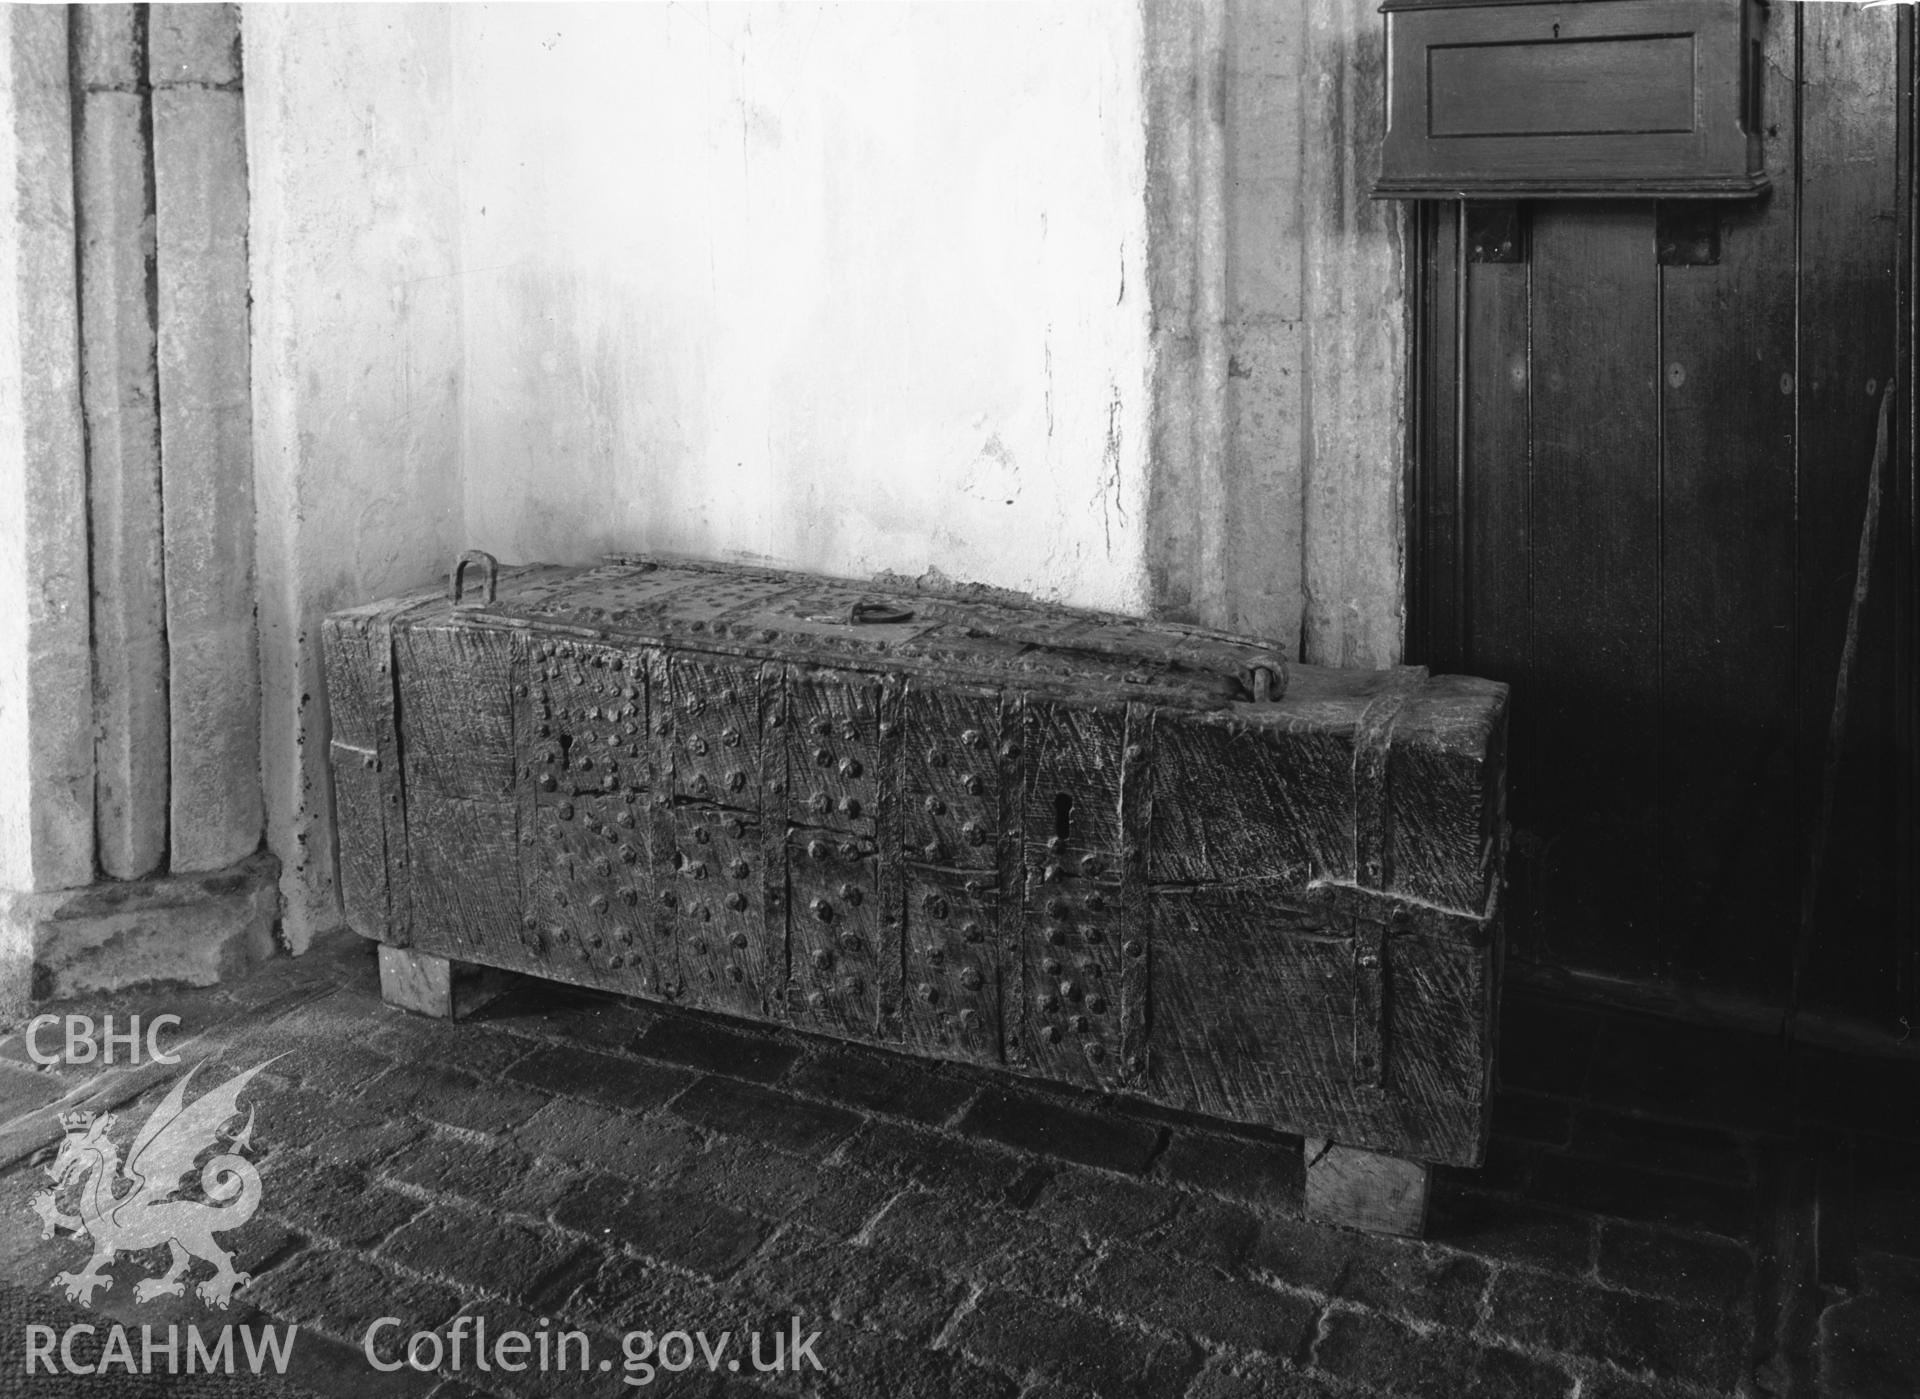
(0, 850), (281, 1025)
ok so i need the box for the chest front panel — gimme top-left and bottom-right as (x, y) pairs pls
(328, 559), (1507, 1167)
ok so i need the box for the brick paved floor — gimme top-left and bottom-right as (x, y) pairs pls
(0, 935), (1915, 1398)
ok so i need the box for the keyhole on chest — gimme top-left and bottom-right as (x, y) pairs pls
(1054, 793), (1074, 847)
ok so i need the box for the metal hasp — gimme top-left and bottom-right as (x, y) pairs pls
(326, 552), (1510, 1229)
(1375, 0), (1770, 200)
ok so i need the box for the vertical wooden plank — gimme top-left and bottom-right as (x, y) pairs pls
(1898, 7), (1918, 1032)
(661, 654), (770, 1018)
(322, 609), (408, 945)
(1658, 4), (1801, 1000)
(1797, 4), (1903, 1020)
(515, 637), (674, 998)
(1527, 202), (1663, 977)
(1460, 211), (1536, 956)
(1412, 202), (1463, 670)
(782, 667), (892, 1039)
(1018, 699), (1130, 1089)
(900, 683), (1005, 1064)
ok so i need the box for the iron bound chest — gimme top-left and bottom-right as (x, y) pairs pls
(324, 553), (1509, 1169)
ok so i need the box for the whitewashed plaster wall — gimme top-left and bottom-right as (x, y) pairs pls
(453, 4), (1155, 609)
(246, 2), (1157, 949)
(248, 6), (467, 949)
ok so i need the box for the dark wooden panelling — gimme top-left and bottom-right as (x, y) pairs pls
(1460, 212), (1532, 943)
(1414, 8), (1915, 1025)
(1657, 1), (1801, 1000)
(1429, 36), (1696, 139)
(1526, 201), (1664, 977)
(1794, 4), (1904, 1020)
(1413, 202), (1463, 667)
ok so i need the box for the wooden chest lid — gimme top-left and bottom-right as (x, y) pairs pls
(425, 551), (1292, 713)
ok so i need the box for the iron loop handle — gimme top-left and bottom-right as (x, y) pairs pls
(450, 550), (499, 608)
(1244, 662), (1285, 703)
(847, 600), (914, 625)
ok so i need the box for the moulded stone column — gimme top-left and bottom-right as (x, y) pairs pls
(0, 6), (97, 1016)
(151, 3), (263, 872)
(74, 5), (170, 881)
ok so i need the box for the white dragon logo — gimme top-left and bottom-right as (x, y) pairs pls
(32, 1059), (277, 1309)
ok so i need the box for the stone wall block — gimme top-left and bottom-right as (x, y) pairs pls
(154, 85), (261, 872)
(0, 8), (95, 901)
(76, 86), (169, 881)
(149, 4), (240, 89)
(72, 5), (144, 91)
(1299, 0), (1407, 670)
(1224, 319), (1305, 640)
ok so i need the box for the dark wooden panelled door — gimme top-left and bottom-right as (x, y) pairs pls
(1411, 5), (1917, 1029)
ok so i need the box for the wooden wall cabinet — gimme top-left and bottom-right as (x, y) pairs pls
(1376, 0), (1769, 199)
